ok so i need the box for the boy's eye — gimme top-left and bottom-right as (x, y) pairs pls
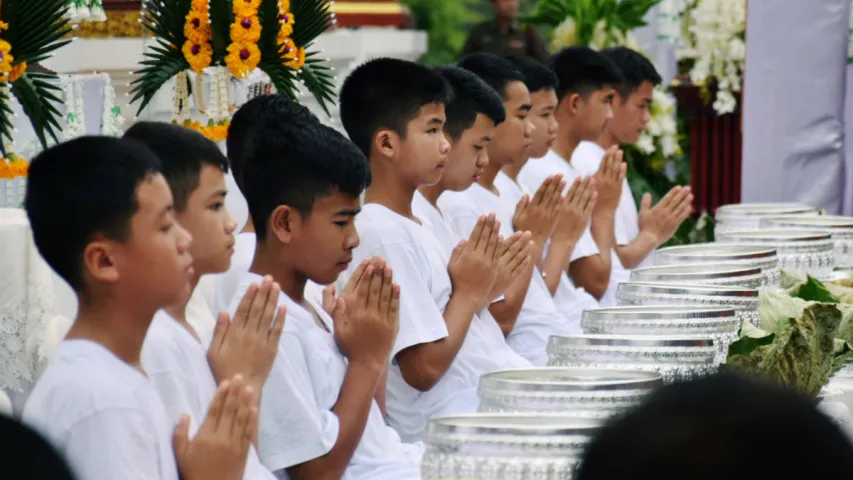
(427, 128), (438, 134)
(211, 202), (224, 211)
(161, 223), (174, 233)
(474, 145), (484, 151)
(334, 220), (349, 227)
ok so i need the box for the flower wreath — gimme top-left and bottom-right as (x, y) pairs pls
(132, 0), (336, 141)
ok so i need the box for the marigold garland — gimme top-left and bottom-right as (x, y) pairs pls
(0, 155), (29, 179)
(226, 0), (262, 78)
(183, 0), (213, 73)
(182, 119), (230, 142)
(0, 21), (19, 82)
(277, 6), (295, 43)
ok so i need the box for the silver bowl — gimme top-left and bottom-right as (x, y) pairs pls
(546, 334), (721, 384)
(615, 281), (760, 328)
(715, 229), (835, 277)
(581, 305), (740, 356)
(761, 215), (853, 267)
(655, 243), (780, 287)
(630, 263), (764, 288)
(477, 367), (662, 415)
(421, 413), (601, 480)
(715, 203), (817, 238)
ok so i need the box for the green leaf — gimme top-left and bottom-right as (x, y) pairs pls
(794, 276), (840, 304)
(209, 0), (232, 61)
(728, 331), (776, 357)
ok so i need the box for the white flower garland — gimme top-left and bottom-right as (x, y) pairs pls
(60, 75), (86, 141)
(65, 0), (107, 24)
(677, 0), (746, 115)
(657, 0), (690, 47)
(99, 73), (125, 137)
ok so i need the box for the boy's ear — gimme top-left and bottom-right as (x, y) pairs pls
(270, 205), (298, 245)
(82, 235), (121, 285)
(373, 128), (398, 159)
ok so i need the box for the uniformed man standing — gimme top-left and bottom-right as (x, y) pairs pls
(461, 0), (549, 62)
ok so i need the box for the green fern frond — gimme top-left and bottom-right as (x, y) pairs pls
(298, 55), (336, 116)
(130, 55), (190, 115)
(11, 73), (65, 149)
(290, 0), (332, 46)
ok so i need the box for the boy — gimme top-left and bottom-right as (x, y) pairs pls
(496, 55), (601, 322)
(416, 64), (533, 369)
(339, 58), (503, 441)
(517, 46), (627, 305)
(234, 104), (422, 479)
(125, 122), (286, 480)
(439, 52), (581, 364)
(22, 136), (258, 480)
(207, 96), (321, 315)
(574, 46), (693, 268)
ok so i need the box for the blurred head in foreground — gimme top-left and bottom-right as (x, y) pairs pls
(575, 373), (853, 480)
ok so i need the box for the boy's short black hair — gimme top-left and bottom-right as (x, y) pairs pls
(241, 102), (372, 239)
(457, 52), (525, 99)
(435, 65), (506, 141)
(600, 46), (662, 98)
(575, 374), (853, 480)
(339, 58), (452, 157)
(0, 415), (76, 479)
(124, 122), (229, 212)
(227, 94), (319, 189)
(550, 46), (624, 100)
(508, 56), (558, 94)
(25, 136), (161, 292)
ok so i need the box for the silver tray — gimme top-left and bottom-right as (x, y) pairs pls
(655, 243), (780, 287)
(546, 334), (722, 384)
(477, 367), (662, 415)
(630, 263), (764, 288)
(761, 215), (853, 267)
(715, 229), (835, 276)
(421, 413), (601, 480)
(615, 281), (760, 327)
(715, 203), (817, 238)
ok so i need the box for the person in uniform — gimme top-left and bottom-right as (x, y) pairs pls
(461, 0), (549, 62)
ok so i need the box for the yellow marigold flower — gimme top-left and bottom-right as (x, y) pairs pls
(0, 40), (13, 76)
(191, 0), (208, 11)
(0, 22), (8, 33)
(8, 61), (26, 83)
(285, 47), (306, 71)
(279, 37), (297, 59)
(230, 16), (262, 43)
(226, 42), (261, 78)
(184, 10), (211, 42)
(183, 40), (213, 73)
(279, 0), (290, 12)
(277, 11), (295, 40)
(0, 161), (11, 179)
(233, 0), (261, 17)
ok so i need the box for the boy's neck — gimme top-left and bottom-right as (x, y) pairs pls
(65, 295), (157, 369)
(363, 156), (417, 219)
(250, 244), (307, 303)
(597, 128), (618, 150)
(241, 217), (255, 234)
(164, 275), (201, 329)
(502, 162), (523, 182)
(418, 184), (446, 208)
(477, 161), (503, 194)
(552, 126), (582, 165)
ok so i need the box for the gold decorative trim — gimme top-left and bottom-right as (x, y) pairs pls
(73, 10), (143, 38)
(332, 1), (404, 14)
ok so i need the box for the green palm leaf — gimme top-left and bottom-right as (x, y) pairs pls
(290, 0), (332, 46)
(209, 0), (233, 61)
(11, 73), (64, 151)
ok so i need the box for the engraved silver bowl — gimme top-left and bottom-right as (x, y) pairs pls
(655, 243), (780, 287)
(421, 413), (601, 480)
(615, 281), (760, 328)
(715, 229), (835, 277)
(761, 215), (853, 267)
(580, 305), (740, 357)
(714, 202), (817, 238)
(630, 263), (764, 288)
(546, 334), (721, 384)
(477, 367), (662, 415)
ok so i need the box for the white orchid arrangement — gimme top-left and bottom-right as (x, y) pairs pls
(676, 0), (746, 114)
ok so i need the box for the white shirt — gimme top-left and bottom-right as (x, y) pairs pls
(438, 183), (579, 365)
(343, 203), (492, 442)
(412, 191), (532, 370)
(141, 311), (274, 480)
(208, 232), (257, 315)
(23, 340), (180, 480)
(492, 172), (599, 327)
(231, 273), (422, 479)
(518, 149), (630, 306)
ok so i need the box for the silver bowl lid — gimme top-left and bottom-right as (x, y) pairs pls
(655, 243), (777, 263)
(548, 334), (716, 348)
(716, 203), (817, 218)
(478, 367), (663, 393)
(716, 228), (832, 243)
(427, 413), (602, 437)
(616, 281), (759, 298)
(582, 305), (737, 321)
(631, 263), (762, 281)
(761, 215), (853, 230)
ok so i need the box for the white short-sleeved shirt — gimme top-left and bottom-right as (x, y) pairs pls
(208, 232), (257, 316)
(141, 311), (275, 480)
(412, 191), (532, 370)
(493, 172), (599, 326)
(231, 273), (423, 479)
(572, 141), (641, 247)
(22, 340), (180, 480)
(438, 183), (579, 365)
(518, 149), (630, 306)
(342, 203), (490, 442)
